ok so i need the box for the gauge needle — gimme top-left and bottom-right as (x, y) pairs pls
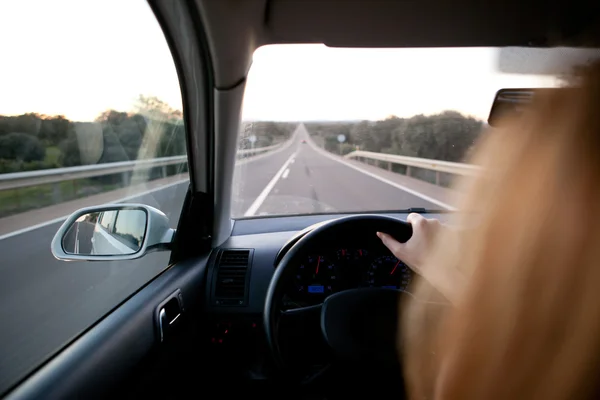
(390, 260), (400, 275)
(316, 256), (321, 275)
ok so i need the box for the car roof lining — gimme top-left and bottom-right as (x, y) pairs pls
(196, 0), (600, 88)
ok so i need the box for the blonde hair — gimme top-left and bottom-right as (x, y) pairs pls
(402, 61), (600, 399)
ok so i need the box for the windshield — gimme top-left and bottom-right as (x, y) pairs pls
(232, 45), (560, 217)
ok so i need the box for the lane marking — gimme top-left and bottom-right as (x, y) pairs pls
(244, 152), (297, 217)
(308, 140), (456, 211)
(0, 179), (189, 241)
(113, 179), (189, 203)
(282, 168), (290, 179)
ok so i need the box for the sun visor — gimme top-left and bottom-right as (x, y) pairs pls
(497, 47), (600, 75)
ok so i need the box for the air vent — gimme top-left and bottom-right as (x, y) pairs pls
(213, 249), (251, 306)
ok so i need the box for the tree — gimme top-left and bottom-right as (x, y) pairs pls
(239, 121), (296, 149)
(306, 111), (483, 163)
(98, 125), (130, 163)
(39, 115), (70, 146)
(0, 132), (45, 162)
(134, 95), (181, 121)
(59, 130), (81, 167)
(0, 94), (186, 172)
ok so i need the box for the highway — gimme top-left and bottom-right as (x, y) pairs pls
(232, 124), (447, 217)
(0, 123), (451, 394)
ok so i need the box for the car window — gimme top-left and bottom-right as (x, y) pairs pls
(100, 210), (118, 231)
(112, 210), (147, 249)
(0, 0), (189, 394)
(233, 45), (562, 218)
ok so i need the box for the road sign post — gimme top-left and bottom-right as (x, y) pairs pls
(337, 134), (346, 155)
(248, 134), (257, 152)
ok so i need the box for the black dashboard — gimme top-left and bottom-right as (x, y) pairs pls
(206, 212), (445, 315)
(201, 212), (448, 381)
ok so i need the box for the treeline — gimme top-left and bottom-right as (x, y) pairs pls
(305, 111), (483, 163)
(239, 121), (297, 149)
(0, 95), (185, 174)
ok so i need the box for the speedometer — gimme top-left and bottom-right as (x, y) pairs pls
(295, 255), (338, 296)
(367, 255), (412, 291)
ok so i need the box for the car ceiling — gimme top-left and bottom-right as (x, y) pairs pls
(196, 0), (600, 89)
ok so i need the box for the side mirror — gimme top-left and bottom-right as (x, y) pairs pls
(51, 203), (174, 261)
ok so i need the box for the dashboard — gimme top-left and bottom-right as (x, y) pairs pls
(282, 247), (412, 308)
(201, 212), (447, 380)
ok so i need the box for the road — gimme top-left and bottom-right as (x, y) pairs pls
(232, 124), (445, 217)
(0, 123), (451, 394)
(62, 220), (96, 254)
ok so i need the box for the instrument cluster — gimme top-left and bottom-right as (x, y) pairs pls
(283, 247), (412, 307)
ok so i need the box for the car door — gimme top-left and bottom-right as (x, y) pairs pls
(0, 0), (213, 398)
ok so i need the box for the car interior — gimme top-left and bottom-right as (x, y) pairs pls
(4, 0), (600, 399)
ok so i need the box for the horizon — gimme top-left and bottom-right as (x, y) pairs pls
(0, 109), (487, 124)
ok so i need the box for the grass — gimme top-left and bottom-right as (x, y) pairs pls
(0, 165), (187, 219)
(45, 146), (62, 164)
(0, 178), (122, 219)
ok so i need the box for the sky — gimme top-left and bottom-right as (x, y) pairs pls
(243, 45), (558, 121)
(0, 0), (182, 121)
(0, 0), (560, 123)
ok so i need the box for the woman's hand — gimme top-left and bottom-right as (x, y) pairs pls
(376, 213), (444, 278)
(378, 213), (465, 303)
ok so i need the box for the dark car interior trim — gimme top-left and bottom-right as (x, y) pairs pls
(150, 0), (216, 262)
(5, 256), (209, 399)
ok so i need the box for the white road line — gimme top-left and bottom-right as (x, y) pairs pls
(244, 152), (297, 217)
(115, 179), (189, 203)
(309, 142), (456, 211)
(282, 168), (290, 179)
(0, 178), (189, 241)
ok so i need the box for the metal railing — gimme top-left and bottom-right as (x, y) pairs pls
(344, 150), (480, 185)
(237, 142), (282, 157)
(0, 142), (285, 192)
(0, 156), (188, 191)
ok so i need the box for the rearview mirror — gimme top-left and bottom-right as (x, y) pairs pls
(51, 204), (174, 261)
(488, 88), (567, 127)
(488, 88), (534, 126)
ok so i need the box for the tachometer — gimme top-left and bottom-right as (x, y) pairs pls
(354, 248), (368, 259)
(295, 255), (338, 296)
(337, 248), (368, 261)
(367, 255), (412, 290)
(336, 248), (352, 261)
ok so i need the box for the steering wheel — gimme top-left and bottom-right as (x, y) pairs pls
(263, 214), (413, 388)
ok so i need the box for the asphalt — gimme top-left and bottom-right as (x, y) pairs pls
(0, 123), (452, 394)
(234, 124), (442, 216)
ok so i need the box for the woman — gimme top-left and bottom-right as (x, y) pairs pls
(378, 61), (600, 399)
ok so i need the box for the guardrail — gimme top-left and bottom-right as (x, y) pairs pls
(0, 156), (188, 191)
(0, 142), (285, 192)
(344, 150), (480, 185)
(237, 142), (281, 156)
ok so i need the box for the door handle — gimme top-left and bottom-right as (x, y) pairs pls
(156, 289), (183, 342)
